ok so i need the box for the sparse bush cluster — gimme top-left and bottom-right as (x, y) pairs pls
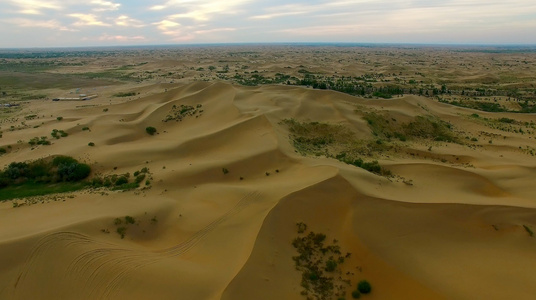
(283, 119), (392, 176)
(90, 167), (151, 191)
(29, 136), (50, 146)
(113, 216), (136, 238)
(51, 129), (68, 139)
(364, 112), (457, 143)
(292, 222), (368, 300)
(163, 104), (203, 122)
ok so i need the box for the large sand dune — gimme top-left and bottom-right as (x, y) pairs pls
(1, 82), (535, 299)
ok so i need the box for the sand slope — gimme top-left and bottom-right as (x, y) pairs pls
(1, 82), (536, 299)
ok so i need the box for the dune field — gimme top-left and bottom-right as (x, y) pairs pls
(1, 46), (536, 300)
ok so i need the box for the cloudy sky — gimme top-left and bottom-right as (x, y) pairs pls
(1, 0), (535, 47)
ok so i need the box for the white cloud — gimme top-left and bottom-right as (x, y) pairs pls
(4, 18), (76, 31)
(91, 0), (121, 12)
(150, 0), (250, 20)
(69, 13), (110, 26)
(5, 0), (62, 15)
(115, 15), (145, 28)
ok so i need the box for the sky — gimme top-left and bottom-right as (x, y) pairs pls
(1, 0), (536, 48)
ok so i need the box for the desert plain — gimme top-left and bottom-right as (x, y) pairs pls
(0, 45), (536, 300)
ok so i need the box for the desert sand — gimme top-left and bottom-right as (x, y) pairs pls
(0, 46), (536, 300)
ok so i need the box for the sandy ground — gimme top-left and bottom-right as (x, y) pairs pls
(0, 80), (536, 300)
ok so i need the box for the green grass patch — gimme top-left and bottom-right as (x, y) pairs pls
(0, 181), (87, 201)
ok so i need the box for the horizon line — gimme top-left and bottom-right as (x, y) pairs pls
(1, 42), (536, 51)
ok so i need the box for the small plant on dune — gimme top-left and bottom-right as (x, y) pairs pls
(125, 215), (136, 225)
(82, 126), (90, 131)
(88, 142), (95, 146)
(351, 290), (361, 299)
(146, 126), (157, 135)
(56, 116), (63, 121)
(117, 226), (127, 239)
(523, 225), (534, 237)
(222, 168), (229, 175)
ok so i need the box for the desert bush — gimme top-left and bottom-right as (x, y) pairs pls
(125, 216), (135, 224)
(222, 168), (229, 174)
(117, 226), (127, 239)
(135, 174), (145, 183)
(352, 290), (361, 298)
(114, 176), (128, 186)
(146, 126), (157, 135)
(88, 142), (95, 146)
(357, 280), (372, 294)
(57, 161), (91, 181)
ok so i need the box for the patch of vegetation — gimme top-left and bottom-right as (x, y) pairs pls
(145, 126), (157, 135)
(57, 116), (63, 121)
(28, 136), (50, 146)
(523, 225), (534, 237)
(222, 168), (229, 174)
(88, 142), (95, 146)
(283, 119), (392, 176)
(335, 154), (391, 176)
(292, 222), (358, 300)
(283, 119), (353, 154)
(357, 280), (372, 294)
(363, 112), (457, 143)
(163, 104), (203, 122)
(0, 156), (91, 201)
(113, 91), (137, 97)
(90, 167), (151, 191)
(51, 129), (68, 139)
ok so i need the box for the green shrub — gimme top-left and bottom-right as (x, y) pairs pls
(52, 156), (78, 166)
(115, 176), (128, 186)
(57, 116), (63, 121)
(0, 147), (6, 154)
(117, 226), (127, 239)
(325, 259), (337, 272)
(125, 216), (135, 224)
(88, 142), (95, 146)
(135, 174), (145, 183)
(146, 126), (157, 135)
(352, 290), (361, 298)
(222, 168), (229, 174)
(357, 280), (371, 294)
(57, 162), (91, 181)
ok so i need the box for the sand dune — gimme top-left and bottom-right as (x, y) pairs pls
(1, 81), (536, 299)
